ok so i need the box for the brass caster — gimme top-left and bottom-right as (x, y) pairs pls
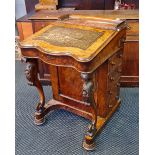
(82, 140), (95, 151)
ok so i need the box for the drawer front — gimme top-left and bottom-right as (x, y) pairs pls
(107, 50), (122, 109)
(126, 20), (139, 36)
(107, 84), (119, 108)
(108, 65), (121, 89)
(108, 50), (123, 73)
(107, 71), (121, 109)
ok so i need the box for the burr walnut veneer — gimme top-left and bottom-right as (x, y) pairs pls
(20, 20), (126, 150)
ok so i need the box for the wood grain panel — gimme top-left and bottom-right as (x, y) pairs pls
(50, 66), (60, 99)
(121, 41), (139, 86)
(122, 41), (139, 76)
(95, 61), (108, 117)
(21, 22), (33, 39)
(17, 22), (24, 41)
(17, 22), (33, 40)
(127, 20), (139, 36)
(58, 67), (83, 101)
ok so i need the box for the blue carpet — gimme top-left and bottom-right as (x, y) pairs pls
(15, 61), (139, 155)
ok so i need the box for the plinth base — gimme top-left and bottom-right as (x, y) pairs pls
(33, 98), (121, 151)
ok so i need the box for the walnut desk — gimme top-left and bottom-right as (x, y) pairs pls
(19, 20), (126, 150)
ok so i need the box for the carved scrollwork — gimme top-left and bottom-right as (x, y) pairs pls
(81, 73), (97, 137)
(24, 60), (45, 114)
(81, 73), (93, 105)
(25, 62), (38, 86)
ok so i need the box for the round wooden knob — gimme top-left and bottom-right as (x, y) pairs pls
(119, 54), (123, 58)
(109, 104), (113, 108)
(110, 77), (115, 81)
(109, 91), (113, 95)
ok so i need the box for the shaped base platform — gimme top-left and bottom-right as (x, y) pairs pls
(34, 98), (121, 151)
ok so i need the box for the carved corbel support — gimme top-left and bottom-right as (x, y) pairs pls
(81, 73), (97, 137)
(24, 59), (45, 121)
(25, 61), (38, 86)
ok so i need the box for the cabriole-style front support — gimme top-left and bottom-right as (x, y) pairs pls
(23, 58), (46, 125)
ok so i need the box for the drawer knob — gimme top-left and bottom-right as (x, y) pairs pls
(127, 25), (131, 30)
(109, 91), (113, 95)
(118, 54), (123, 58)
(119, 38), (125, 47)
(110, 77), (115, 81)
(109, 104), (113, 108)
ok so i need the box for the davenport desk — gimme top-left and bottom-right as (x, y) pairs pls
(19, 19), (126, 150)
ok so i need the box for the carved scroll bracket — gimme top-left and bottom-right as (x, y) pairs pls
(24, 59), (45, 114)
(81, 73), (97, 137)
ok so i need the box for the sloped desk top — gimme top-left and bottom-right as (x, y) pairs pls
(20, 22), (122, 62)
(20, 20), (126, 73)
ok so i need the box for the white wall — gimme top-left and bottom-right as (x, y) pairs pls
(15, 0), (27, 19)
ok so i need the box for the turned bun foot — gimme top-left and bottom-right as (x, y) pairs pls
(34, 117), (45, 125)
(82, 140), (95, 151)
(34, 115), (45, 125)
(34, 112), (45, 125)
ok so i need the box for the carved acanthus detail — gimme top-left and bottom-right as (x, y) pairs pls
(24, 60), (45, 114)
(81, 73), (97, 137)
(25, 62), (38, 86)
(81, 73), (93, 105)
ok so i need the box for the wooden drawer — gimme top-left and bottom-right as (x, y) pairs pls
(108, 95), (118, 108)
(126, 20), (139, 36)
(108, 51), (123, 73)
(107, 85), (119, 108)
(108, 69), (121, 90)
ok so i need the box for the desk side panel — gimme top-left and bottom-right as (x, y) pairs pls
(121, 41), (139, 87)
